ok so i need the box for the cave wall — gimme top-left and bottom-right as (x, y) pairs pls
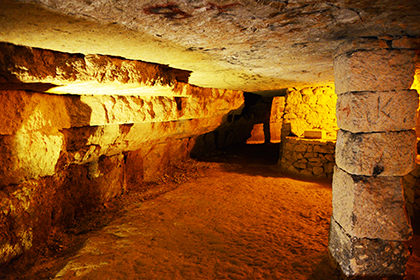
(0, 44), (244, 265)
(282, 86), (338, 139)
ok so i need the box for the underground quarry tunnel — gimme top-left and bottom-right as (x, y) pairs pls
(1, 0), (420, 279)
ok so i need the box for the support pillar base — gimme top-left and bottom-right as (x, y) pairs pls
(328, 218), (410, 279)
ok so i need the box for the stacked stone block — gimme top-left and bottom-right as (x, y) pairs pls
(329, 37), (419, 278)
(280, 137), (335, 178)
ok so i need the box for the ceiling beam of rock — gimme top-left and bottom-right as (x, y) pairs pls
(0, 42), (192, 96)
(1, 0), (419, 92)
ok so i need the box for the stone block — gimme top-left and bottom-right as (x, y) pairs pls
(293, 158), (307, 169)
(324, 154), (335, 162)
(329, 217), (410, 278)
(334, 49), (416, 94)
(304, 130), (324, 139)
(286, 164), (299, 174)
(313, 166), (324, 176)
(308, 160), (324, 167)
(313, 144), (333, 154)
(303, 152), (314, 158)
(336, 90), (418, 133)
(336, 130), (416, 176)
(292, 152), (304, 161)
(294, 143), (307, 153)
(324, 162), (335, 174)
(332, 166), (412, 240)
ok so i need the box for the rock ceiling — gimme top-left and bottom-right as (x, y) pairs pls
(1, 0), (420, 93)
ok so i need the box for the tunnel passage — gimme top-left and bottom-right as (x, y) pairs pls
(0, 38), (420, 280)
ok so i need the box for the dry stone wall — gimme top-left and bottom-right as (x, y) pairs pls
(279, 85), (337, 178)
(0, 45), (244, 265)
(280, 137), (335, 179)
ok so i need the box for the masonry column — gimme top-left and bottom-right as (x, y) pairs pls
(329, 37), (419, 278)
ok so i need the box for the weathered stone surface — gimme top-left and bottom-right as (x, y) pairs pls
(0, 181), (37, 264)
(334, 49), (416, 95)
(0, 132), (64, 186)
(280, 137), (335, 178)
(403, 161), (420, 220)
(392, 37), (420, 49)
(335, 129), (416, 176)
(269, 96), (285, 123)
(335, 37), (389, 56)
(0, 88), (243, 186)
(336, 90), (419, 133)
(0, 42), (188, 88)
(332, 166), (412, 240)
(246, 123), (266, 144)
(304, 130), (324, 139)
(269, 122), (282, 143)
(329, 217), (410, 278)
(3, 0), (420, 91)
(80, 87), (243, 125)
(283, 86), (337, 138)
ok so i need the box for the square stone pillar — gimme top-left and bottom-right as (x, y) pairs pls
(329, 37), (419, 279)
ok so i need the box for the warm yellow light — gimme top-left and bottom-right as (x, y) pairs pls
(46, 81), (189, 97)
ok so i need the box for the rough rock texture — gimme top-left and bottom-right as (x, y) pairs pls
(335, 129), (417, 177)
(2, 0), (420, 91)
(403, 158), (420, 223)
(282, 86), (337, 138)
(280, 137), (335, 179)
(0, 53), (244, 265)
(330, 38), (418, 279)
(0, 89), (243, 186)
(0, 154), (126, 264)
(0, 42), (189, 90)
(329, 217), (410, 278)
(332, 166), (412, 241)
(336, 90), (419, 133)
(334, 49), (417, 95)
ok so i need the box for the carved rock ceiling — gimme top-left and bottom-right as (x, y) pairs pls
(1, 0), (420, 92)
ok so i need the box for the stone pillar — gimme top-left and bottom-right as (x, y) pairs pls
(329, 37), (419, 278)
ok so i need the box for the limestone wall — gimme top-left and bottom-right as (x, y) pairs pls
(282, 86), (338, 139)
(0, 88), (243, 264)
(0, 44), (245, 265)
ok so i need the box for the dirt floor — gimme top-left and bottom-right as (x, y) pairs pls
(1, 144), (419, 280)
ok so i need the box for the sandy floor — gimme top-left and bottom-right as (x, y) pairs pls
(2, 144), (419, 280)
